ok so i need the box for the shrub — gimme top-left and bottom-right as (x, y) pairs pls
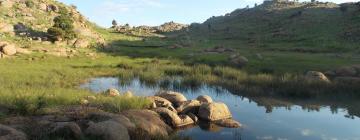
(47, 15), (76, 41)
(25, 0), (34, 8)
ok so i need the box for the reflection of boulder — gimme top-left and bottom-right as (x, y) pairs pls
(214, 119), (241, 128)
(198, 121), (223, 132)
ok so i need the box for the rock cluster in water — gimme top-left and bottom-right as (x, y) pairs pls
(148, 90), (241, 128)
(0, 89), (241, 140)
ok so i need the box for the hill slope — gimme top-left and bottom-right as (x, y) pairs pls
(0, 0), (104, 49)
(184, 1), (360, 51)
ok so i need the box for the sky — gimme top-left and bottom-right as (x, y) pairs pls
(58, 0), (359, 27)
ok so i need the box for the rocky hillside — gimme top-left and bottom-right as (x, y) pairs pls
(183, 1), (360, 49)
(0, 0), (105, 58)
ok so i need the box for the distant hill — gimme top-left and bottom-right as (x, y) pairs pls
(0, 0), (104, 48)
(182, 1), (360, 50)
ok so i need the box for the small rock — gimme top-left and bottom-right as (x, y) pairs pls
(196, 95), (213, 103)
(73, 39), (90, 48)
(230, 55), (248, 68)
(102, 88), (120, 97)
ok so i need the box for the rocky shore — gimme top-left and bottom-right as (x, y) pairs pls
(0, 89), (241, 140)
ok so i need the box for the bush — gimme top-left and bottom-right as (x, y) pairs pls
(25, 0), (34, 8)
(47, 15), (76, 41)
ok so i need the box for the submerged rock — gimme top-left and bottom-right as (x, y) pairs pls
(214, 119), (241, 128)
(198, 102), (232, 121)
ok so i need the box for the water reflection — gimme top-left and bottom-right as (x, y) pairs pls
(80, 77), (360, 140)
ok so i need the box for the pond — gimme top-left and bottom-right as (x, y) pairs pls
(80, 77), (360, 140)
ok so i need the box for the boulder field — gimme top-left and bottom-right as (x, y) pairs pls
(0, 89), (241, 140)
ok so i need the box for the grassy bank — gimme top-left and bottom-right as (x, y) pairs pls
(0, 54), (150, 116)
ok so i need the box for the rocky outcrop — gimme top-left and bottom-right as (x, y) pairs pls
(156, 91), (187, 107)
(0, 124), (27, 140)
(198, 102), (232, 121)
(85, 120), (130, 140)
(305, 71), (330, 82)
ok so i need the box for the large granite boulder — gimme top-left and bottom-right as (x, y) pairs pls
(153, 107), (194, 128)
(156, 91), (187, 107)
(198, 102), (232, 121)
(85, 120), (130, 140)
(50, 122), (83, 140)
(147, 96), (176, 113)
(176, 100), (201, 114)
(0, 42), (16, 56)
(122, 110), (172, 138)
(196, 95), (213, 103)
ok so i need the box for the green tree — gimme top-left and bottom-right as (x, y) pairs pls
(47, 14), (76, 41)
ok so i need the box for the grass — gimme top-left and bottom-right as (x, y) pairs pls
(0, 54), (151, 115)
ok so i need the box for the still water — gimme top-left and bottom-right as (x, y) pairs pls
(80, 77), (360, 140)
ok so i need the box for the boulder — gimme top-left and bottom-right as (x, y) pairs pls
(123, 91), (133, 98)
(50, 122), (83, 140)
(230, 55), (248, 68)
(86, 112), (136, 131)
(305, 71), (330, 82)
(13, 23), (28, 33)
(0, 0), (14, 8)
(0, 22), (14, 33)
(1, 43), (17, 55)
(102, 88), (120, 97)
(196, 95), (213, 103)
(214, 119), (241, 128)
(156, 91), (187, 107)
(122, 110), (172, 138)
(39, 3), (47, 11)
(73, 39), (90, 48)
(153, 108), (194, 128)
(85, 120), (130, 140)
(0, 124), (27, 140)
(198, 102), (232, 121)
(176, 100), (201, 114)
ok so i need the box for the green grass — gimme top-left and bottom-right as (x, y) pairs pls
(0, 54), (150, 115)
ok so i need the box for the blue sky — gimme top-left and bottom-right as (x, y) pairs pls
(58, 0), (358, 27)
